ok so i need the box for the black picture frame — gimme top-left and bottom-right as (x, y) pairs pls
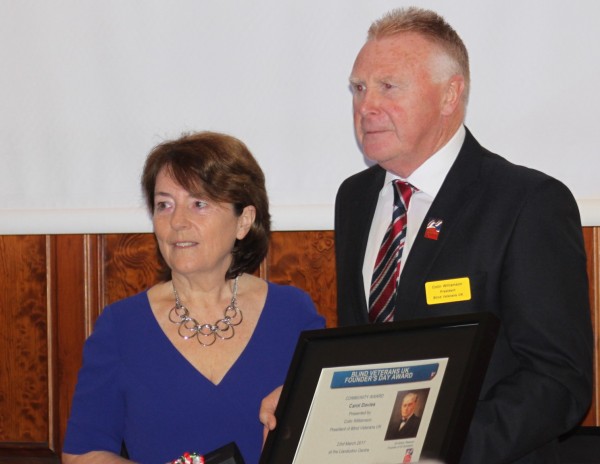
(204, 442), (245, 464)
(259, 312), (499, 464)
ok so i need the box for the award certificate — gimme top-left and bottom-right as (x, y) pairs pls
(260, 313), (499, 464)
(293, 358), (447, 463)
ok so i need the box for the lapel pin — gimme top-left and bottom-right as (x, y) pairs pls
(424, 218), (443, 240)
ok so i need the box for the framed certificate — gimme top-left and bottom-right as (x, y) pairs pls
(259, 313), (499, 464)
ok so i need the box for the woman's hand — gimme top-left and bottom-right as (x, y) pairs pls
(259, 385), (282, 445)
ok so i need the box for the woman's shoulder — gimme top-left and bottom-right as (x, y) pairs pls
(105, 290), (150, 311)
(237, 274), (308, 307)
(99, 290), (152, 325)
(262, 282), (325, 329)
(266, 281), (311, 300)
(265, 281), (322, 316)
(83, 291), (153, 354)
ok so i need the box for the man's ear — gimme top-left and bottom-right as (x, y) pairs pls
(441, 74), (465, 116)
(236, 205), (256, 240)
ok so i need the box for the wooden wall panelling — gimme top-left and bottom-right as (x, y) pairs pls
(0, 235), (57, 462)
(267, 231), (337, 327)
(583, 227), (600, 426)
(102, 234), (163, 307)
(54, 234), (105, 457)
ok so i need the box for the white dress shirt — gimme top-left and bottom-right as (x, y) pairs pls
(362, 126), (466, 303)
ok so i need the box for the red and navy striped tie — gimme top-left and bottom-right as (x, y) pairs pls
(369, 180), (416, 323)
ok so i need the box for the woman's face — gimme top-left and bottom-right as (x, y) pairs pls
(152, 168), (254, 279)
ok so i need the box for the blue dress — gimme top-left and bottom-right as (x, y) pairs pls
(63, 282), (325, 464)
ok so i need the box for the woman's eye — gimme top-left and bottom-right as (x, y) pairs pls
(154, 201), (168, 211)
(194, 200), (207, 209)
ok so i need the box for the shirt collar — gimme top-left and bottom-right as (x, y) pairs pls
(384, 125), (466, 198)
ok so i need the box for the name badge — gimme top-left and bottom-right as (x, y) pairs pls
(425, 277), (471, 305)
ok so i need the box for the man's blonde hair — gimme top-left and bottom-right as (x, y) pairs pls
(368, 7), (470, 103)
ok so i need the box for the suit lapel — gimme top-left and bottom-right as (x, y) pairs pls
(348, 166), (386, 315)
(396, 130), (484, 314)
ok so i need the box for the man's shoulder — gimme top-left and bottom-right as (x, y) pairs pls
(337, 164), (384, 196)
(479, 149), (569, 193)
(462, 131), (569, 193)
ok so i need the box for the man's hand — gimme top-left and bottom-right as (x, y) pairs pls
(259, 385), (282, 445)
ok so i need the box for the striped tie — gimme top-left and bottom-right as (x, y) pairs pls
(369, 180), (416, 323)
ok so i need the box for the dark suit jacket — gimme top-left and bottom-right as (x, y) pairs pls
(386, 414), (421, 440)
(334, 129), (593, 463)
(398, 414), (421, 439)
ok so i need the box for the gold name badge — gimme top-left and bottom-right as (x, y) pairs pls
(425, 277), (471, 305)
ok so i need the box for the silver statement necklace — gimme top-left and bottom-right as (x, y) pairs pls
(169, 275), (243, 346)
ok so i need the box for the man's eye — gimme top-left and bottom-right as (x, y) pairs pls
(155, 201), (168, 211)
(351, 83), (365, 93)
(194, 201), (207, 209)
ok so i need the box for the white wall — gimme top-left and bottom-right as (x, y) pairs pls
(2, 0), (599, 234)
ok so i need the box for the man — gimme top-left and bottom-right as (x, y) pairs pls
(262, 7), (592, 463)
(388, 392), (421, 440)
(334, 6), (592, 464)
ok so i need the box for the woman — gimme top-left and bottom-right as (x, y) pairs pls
(62, 132), (325, 464)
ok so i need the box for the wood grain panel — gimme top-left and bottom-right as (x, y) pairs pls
(0, 235), (57, 461)
(53, 234), (102, 457)
(102, 234), (162, 307)
(267, 231), (337, 327)
(583, 227), (599, 425)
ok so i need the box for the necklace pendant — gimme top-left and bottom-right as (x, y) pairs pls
(169, 275), (242, 347)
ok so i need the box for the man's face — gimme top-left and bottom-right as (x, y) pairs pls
(401, 394), (417, 418)
(350, 33), (450, 176)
